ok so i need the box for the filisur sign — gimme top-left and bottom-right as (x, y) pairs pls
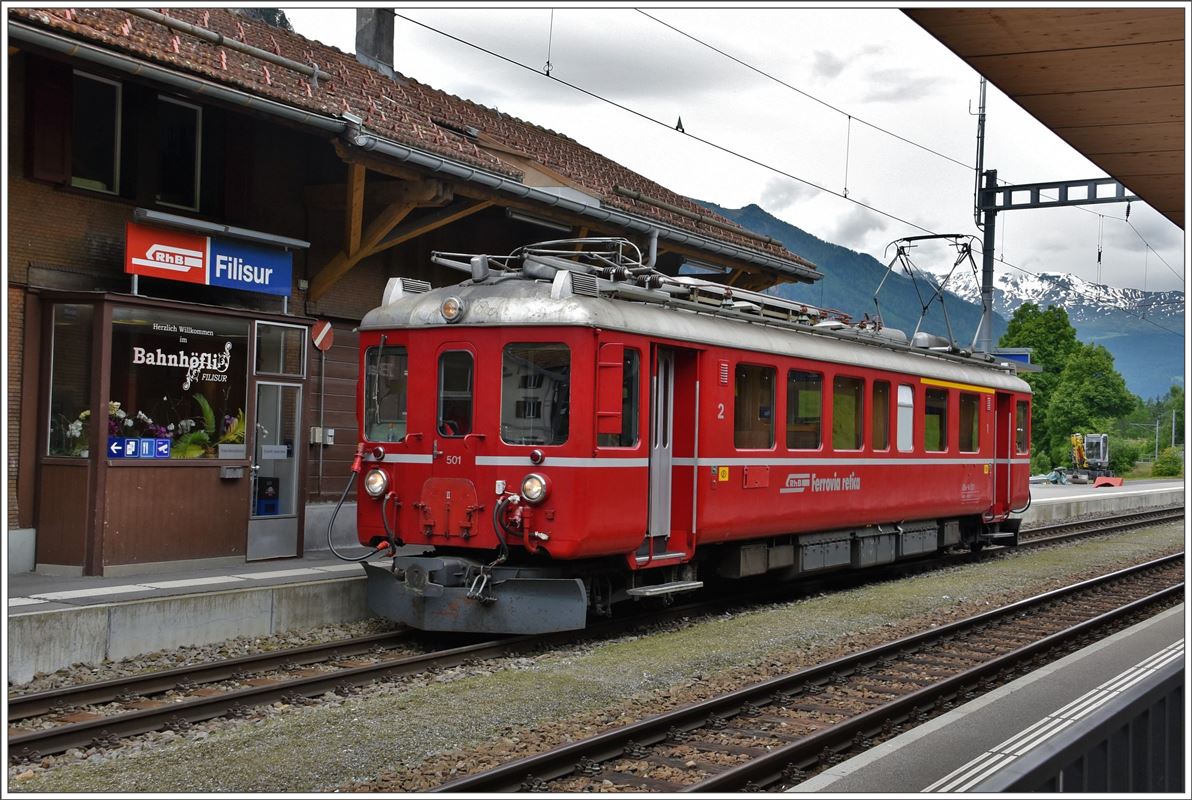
(126, 221), (292, 296)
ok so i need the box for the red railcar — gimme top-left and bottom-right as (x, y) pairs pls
(352, 240), (1032, 634)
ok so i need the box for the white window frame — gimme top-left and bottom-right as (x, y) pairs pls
(71, 71), (122, 195)
(896, 384), (914, 453)
(253, 321), (308, 378)
(156, 95), (202, 211)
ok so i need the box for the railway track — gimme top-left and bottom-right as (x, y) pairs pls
(433, 553), (1183, 792)
(7, 506), (1182, 761)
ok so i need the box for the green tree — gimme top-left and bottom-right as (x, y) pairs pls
(1044, 343), (1138, 465)
(998, 303), (1080, 455)
(1152, 447), (1184, 477)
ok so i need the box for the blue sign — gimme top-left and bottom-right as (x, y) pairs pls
(209, 237), (292, 297)
(108, 437), (125, 459)
(138, 438), (155, 458)
(123, 438), (140, 458)
(155, 439), (171, 458)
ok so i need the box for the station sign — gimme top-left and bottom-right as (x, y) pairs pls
(125, 222), (292, 296)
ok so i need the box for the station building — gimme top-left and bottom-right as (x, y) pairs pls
(5, 7), (818, 576)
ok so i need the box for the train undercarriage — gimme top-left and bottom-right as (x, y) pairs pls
(362, 515), (1022, 635)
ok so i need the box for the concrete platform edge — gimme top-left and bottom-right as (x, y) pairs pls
(7, 576), (367, 685)
(790, 604), (1186, 792)
(1018, 487), (1183, 526)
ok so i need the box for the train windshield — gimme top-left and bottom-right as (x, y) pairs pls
(501, 343), (570, 445)
(365, 346), (408, 442)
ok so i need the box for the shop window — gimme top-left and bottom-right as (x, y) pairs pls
(872, 380), (890, 451)
(47, 304), (95, 457)
(786, 370), (822, 449)
(598, 349), (640, 448)
(438, 351), (473, 437)
(1016, 400), (1030, 453)
(501, 343), (570, 445)
(735, 364), (775, 449)
(255, 322), (306, 377)
(897, 384), (914, 452)
(156, 96), (202, 209)
(364, 346), (408, 442)
(925, 388), (948, 452)
(109, 307), (249, 459)
(832, 376), (864, 450)
(959, 393), (980, 452)
(71, 72), (121, 194)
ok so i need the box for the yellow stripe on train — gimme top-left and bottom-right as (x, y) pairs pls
(920, 377), (996, 394)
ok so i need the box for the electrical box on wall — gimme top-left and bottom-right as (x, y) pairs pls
(309, 427), (335, 446)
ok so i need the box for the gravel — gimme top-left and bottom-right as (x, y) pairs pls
(8, 523), (1184, 793)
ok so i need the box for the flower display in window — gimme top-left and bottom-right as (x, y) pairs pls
(51, 408), (91, 457)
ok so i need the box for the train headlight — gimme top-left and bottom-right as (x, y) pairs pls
(364, 468), (389, 498)
(520, 473), (550, 505)
(440, 296), (465, 322)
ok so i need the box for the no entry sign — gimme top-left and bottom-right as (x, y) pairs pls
(311, 320), (334, 352)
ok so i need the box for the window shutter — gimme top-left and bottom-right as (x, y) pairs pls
(26, 57), (72, 184)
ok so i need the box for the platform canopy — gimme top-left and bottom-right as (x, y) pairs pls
(906, 8), (1185, 229)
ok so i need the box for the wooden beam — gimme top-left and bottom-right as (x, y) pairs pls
(332, 140), (435, 183)
(363, 199), (495, 259)
(310, 179), (451, 301)
(345, 162), (365, 257)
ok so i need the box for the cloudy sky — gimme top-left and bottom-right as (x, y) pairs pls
(283, 4), (1185, 294)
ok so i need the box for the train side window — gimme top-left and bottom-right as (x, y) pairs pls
(832, 376), (864, 450)
(598, 349), (639, 448)
(437, 351), (474, 437)
(897, 385), (914, 452)
(959, 393), (980, 452)
(786, 370), (822, 449)
(1016, 400), (1029, 453)
(365, 345), (408, 442)
(872, 380), (890, 450)
(501, 343), (570, 445)
(735, 363), (775, 449)
(924, 388), (948, 452)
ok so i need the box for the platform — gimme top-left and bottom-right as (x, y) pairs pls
(790, 604), (1185, 793)
(4, 480), (1184, 685)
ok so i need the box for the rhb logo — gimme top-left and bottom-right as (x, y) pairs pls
(132, 244), (204, 273)
(125, 222), (208, 285)
(782, 473), (811, 493)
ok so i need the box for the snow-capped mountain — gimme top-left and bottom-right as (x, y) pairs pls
(922, 268), (1184, 400)
(934, 269), (1184, 325)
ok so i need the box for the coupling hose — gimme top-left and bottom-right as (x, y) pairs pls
(326, 470), (388, 563)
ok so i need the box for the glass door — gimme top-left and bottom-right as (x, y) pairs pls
(247, 381), (303, 560)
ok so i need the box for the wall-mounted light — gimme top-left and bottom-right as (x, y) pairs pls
(506, 209), (573, 234)
(134, 208), (311, 250)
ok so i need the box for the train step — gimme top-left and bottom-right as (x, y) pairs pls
(626, 580), (704, 598)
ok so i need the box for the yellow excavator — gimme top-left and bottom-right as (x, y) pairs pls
(1070, 433), (1120, 486)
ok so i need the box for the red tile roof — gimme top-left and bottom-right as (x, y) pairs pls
(11, 7), (814, 272)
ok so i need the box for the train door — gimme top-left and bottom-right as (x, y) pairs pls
(991, 391), (1014, 519)
(648, 349), (675, 540)
(422, 346), (481, 538)
(645, 346), (697, 559)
